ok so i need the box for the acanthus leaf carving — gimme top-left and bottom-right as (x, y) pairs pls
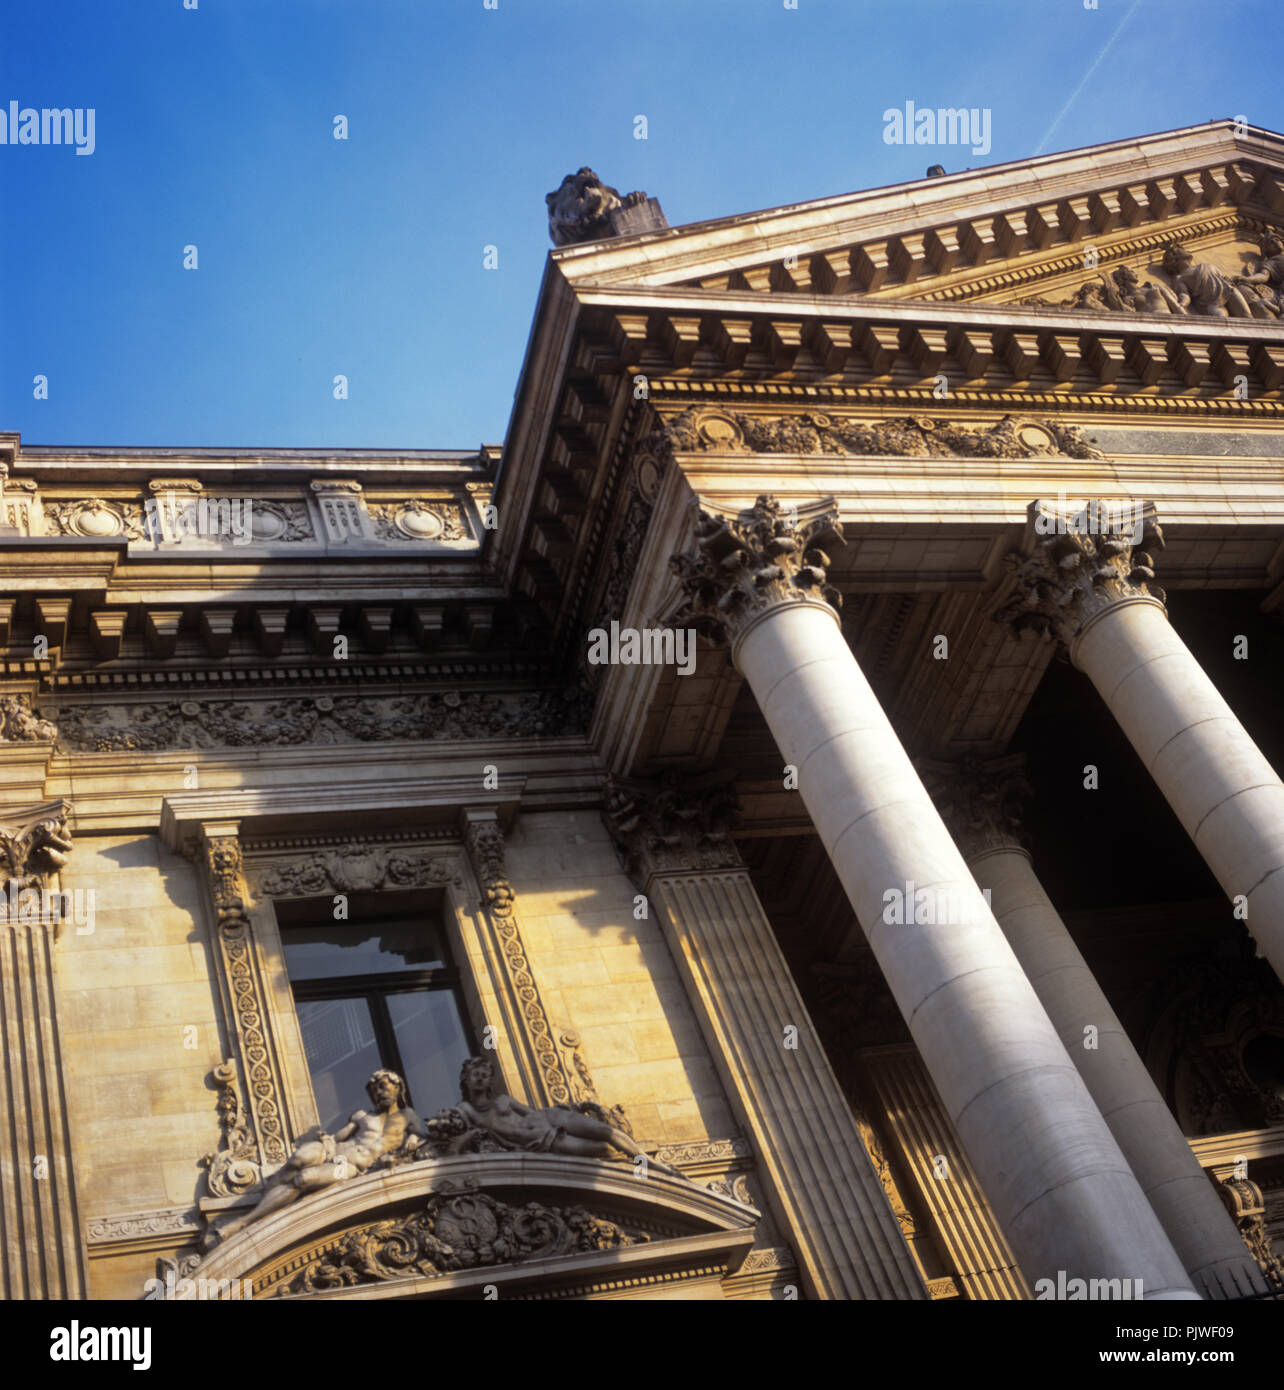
(603, 769), (741, 884)
(669, 495), (843, 649)
(917, 753), (1033, 863)
(0, 798), (73, 893)
(995, 499), (1166, 651)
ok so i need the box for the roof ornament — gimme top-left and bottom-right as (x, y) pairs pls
(546, 167), (666, 245)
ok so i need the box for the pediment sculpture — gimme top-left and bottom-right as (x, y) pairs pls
(211, 1057), (681, 1245)
(1030, 237), (1284, 319)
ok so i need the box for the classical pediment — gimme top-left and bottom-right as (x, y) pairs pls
(172, 1154), (760, 1300)
(551, 121), (1284, 318)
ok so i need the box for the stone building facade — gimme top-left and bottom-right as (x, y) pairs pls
(3, 119), (1284, 1300)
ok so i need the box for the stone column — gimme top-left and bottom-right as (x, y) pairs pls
(0, 798), (87, 1298)
(604, 770), (927, 1301)
(670, 495), (1198, 1299)
(1000, 500), (1284, 988)
(922, 754), (1268, 1300)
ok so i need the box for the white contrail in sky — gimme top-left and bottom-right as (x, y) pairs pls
(1034, 0), (1144, 155)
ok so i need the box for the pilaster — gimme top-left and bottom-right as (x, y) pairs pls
(604, 770), (927, 1301)
(0, 798), (86, 1297)
(195, 822), (292, 1180)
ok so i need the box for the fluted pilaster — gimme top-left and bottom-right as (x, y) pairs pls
(604, 770), (926, 1301)
(0, 799), (86, 1298)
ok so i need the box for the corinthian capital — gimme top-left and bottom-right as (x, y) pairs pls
(917, 754), (1031, 863)
(0, 799), (73, 892)
(996, 499), (1166, 652)
(603, 769), (740, 885)
(669, 495), (843, 649)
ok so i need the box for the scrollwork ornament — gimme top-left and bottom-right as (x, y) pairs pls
(278, 1191), (648, 1294)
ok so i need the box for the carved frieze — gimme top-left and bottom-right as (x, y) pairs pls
(658, 407), (1105, 460)
(85, 1207), (200, 1245)
(245, 502), (313, 543)
(254, 846), (461, 898)
(652, 1137), (753, 1166)
(669, 495), (843, 648)
(42, 497), (148, 540)
(996, 499), (1167, 650)
(53, 687), (592, 752)
(603, 769), (742, 883)
(277, 1187), (648, 1295)
(367, 500), (471, 542)
(0, 695), (58, 744)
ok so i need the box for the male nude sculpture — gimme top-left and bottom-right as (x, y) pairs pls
(218, 1068), (425, 1240)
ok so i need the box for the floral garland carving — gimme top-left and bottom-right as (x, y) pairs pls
(54, 688), (592, 753)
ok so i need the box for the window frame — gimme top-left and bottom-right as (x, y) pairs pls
(288, 958), (477, 1120)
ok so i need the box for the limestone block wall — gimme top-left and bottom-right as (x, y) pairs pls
(55, 832), (224, 1297)
(502, 809), (736, 1147)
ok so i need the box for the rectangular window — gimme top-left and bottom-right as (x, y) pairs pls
(278, 890), (475, 1133)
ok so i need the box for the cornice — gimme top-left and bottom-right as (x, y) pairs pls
(648, 377), (1284, 420)
(557, 126), (1282, 300)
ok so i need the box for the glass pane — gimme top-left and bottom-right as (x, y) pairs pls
(282, 918), (446, 980)
(296, 996), (380, 1133)
(387, 989), (473, 1118)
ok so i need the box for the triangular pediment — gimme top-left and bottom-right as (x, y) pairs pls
(553, 121), (1284, 320)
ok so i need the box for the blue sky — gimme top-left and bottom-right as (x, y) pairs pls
(1, 0), (1279, 450)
